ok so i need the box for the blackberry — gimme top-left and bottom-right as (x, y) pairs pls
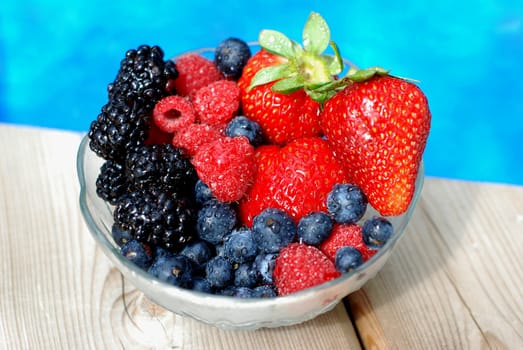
(89, 45), (178, 161)
(125, 143), (197, 194)
(96, 160), (128, 204)
(159, 144), (197, 194)
(88, 97), (150, 161)
(113, 188), (197, 252)
(109, 45), (178, 111)
(125, 144), (162, 190)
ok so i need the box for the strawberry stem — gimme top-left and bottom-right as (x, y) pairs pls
(249, 12), (395, 103)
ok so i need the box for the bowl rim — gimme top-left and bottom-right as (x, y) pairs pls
(77, 134), (424, 308)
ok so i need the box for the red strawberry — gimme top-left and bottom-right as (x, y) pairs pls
(238, 50), (322, 145)
(319, 224), (377, 262)
(191, 136), (256, 202)
(321, 75), (431, 216)
(273, 243), (340, 296)
(193, 80), (241, 126)
(237, 13), (344, 145)
(172, 53), (224, 97)
(238, 137), (348, 226)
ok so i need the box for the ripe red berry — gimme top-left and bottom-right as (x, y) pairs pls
(191, 136), (256, 202)
(273, 243), (340, 296)
(172, 123), (223, 157)
(153, 95), (196, 133)
(193, 80), (241, 126)
(320, 224), (377, 262)
(172, 54), (224, 97)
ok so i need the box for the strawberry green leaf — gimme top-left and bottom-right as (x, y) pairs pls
(302, 12), (330, 55)
(248, 63), (293, 90)
(307, 89), (336, 103)
(327, 41), (343, 75)
(347, 67), (389, 82)
(259, 30), (297, 59)
(272, 75), (305, 94)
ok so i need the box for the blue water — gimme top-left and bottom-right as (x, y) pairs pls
(1, 0), (522, 185)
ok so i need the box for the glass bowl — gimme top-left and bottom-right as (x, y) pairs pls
(77, 45), (424, 329)
(77, 135), (423, 330)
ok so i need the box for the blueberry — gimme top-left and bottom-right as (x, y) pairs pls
(205, 256), (233, 289)
(231, 287), (253, 298)
(223, 228), (258, 264)
(252, 208), (296, 254)
(218, 286), (237, 296)
(225, 116), (264, 147)
(111, 225), (133, 246)
(197, 200), (237, 245)
(194, 179), (214, 205)
(297, 211), (333, 246)
(335, 246), (363, 273)
(214, 243), (225, 257)
(214, 37), (252, 79)
(120, 239), (154, 269)
(192, 276), (213, 294)
(362, 216), (393, 249)
(180, 240), (213, 272)
(327, 184), (368, 224)
(253, 253), (278, 285)
(147, 254), (193, 288)
(252, 285), (277, 298)
(234, 263), (258, 288)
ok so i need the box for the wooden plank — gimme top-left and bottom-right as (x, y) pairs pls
(0, 124), (361, 350)
(347, 178), (523, 349)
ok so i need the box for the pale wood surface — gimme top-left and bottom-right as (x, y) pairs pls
(1, 123), (522, 349)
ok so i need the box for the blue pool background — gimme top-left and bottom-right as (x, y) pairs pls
(1, 0), (522, 185)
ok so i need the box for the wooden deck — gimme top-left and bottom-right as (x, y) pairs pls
(1, 124), (522, 349)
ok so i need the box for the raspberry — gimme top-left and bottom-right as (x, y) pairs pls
(171, 123), (223, 157)
(153, 95), (196, 133)
(193, 80), (241, 126)
(319, 224), (377, 262)
(172, 53), (223, 97)
(191, 136), (256, 202)
(273, 243), (340, 296)
(144, 122), (174, 145)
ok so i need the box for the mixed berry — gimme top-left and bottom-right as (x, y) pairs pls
(88, 12), (430, 298)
